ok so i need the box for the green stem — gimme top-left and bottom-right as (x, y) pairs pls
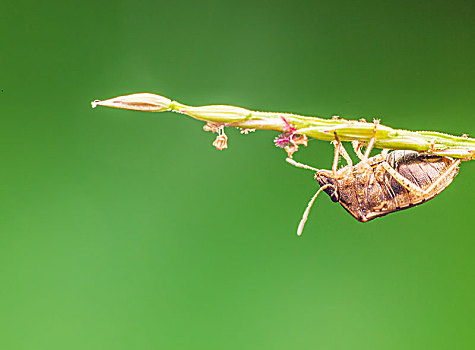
(92, 93), (475, 159)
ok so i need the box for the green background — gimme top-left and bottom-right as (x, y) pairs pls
(1, 0), (474, 349)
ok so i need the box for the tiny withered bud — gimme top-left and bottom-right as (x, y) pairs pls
(212, 126), (228, 150)
(203, 122), (223, 133)
(213, 134), (228, 150)
(277, 134), (308, 158)
(91, 93), (171, 112)
(284, 144), (298, 158)
(293, 134), (308, 147)
(287, 134), (308, 157)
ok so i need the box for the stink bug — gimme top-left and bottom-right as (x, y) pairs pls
(287, 121), (461, 235)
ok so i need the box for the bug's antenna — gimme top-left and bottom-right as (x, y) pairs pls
(297, 184), (335, 236)
(286, 158), (320, 172)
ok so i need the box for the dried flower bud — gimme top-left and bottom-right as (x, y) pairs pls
(284, 144), (298, 158)
(91, 93), (171, 112)
(293, 134), (308, 147)
(203, 122), (222, 133)
(276, 133), (308, 157)
(213, 134), (228, 150)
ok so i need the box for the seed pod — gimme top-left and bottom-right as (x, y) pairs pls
(91, 93), (172, 112)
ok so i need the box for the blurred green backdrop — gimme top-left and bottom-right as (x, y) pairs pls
(1, 0), (474, 349)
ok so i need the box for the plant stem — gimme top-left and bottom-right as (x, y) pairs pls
(91, 93), (475, 159)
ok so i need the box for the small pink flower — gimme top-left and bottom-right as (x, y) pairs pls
(274, 133), (293, 148)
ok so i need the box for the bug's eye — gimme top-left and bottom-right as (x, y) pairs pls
(330, 190), (339, 202)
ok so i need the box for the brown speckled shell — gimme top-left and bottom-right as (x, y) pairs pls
(316, 151), (459, 222)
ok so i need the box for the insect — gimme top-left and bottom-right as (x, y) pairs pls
(287, 121), (461, 236)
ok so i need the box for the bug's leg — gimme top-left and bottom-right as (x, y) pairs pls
(286, 158), (320, 172)
(429, 138), (437, 153)
(352, 141), (365, 160)
(351, 119), (380, 161)
(338, 140), (353, 167)
(381, 161), (427, 194)
(362, 119), (380, 161)
(381, 158), (460, 195)
(331, 136), (341, 176)
(331, 131), (353, 176)
(419, 158), (460, 195)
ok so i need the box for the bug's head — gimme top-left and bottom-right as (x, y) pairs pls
(315, 171), (339, 202)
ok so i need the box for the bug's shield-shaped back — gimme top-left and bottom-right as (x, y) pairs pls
(316, 151), (459, 222)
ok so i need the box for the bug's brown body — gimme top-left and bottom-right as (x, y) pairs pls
(316, 150), (459, 222)
(287, 120), (464, 235)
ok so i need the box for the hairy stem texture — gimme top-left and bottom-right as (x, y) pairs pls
(91, 93), (475, 159)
